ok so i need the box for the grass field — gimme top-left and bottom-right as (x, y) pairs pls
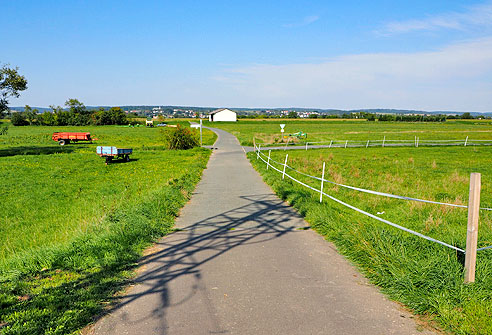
(0, 122), (216, 334)
(249, 145), (492, 335)
(206, 119), (492, 146)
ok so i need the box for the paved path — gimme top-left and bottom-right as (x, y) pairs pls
(92, 128), (434, 335)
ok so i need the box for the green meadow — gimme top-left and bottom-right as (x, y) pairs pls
(206, 119), (492, 146)
(0, 123), (216, 334)
(249, 144), (492, 335)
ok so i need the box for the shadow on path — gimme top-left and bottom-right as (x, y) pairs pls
(95, 193), (305, 334)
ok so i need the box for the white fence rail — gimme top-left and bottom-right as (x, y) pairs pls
(255, 146), (492, 282)
(265, 153), (492, 212)
(260, 137), (492, 150)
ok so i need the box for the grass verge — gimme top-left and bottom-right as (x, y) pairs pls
(0, 124), (213, 334)
(0, 160), (209, 334)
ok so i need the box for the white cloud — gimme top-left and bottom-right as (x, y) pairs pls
(211, 37), (492, 111)
(283, 15), (319, 28)
(378, 2), (492, 35)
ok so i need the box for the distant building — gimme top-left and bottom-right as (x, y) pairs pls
(209, 108), (237, 122)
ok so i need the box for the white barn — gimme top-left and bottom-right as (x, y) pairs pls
(209, 108), (237, 122)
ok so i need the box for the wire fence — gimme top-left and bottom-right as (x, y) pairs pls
(261, 136), (492, 150)
(255, 145), (492, 254)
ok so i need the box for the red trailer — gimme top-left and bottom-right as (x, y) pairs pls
(52, 132), (94, 146)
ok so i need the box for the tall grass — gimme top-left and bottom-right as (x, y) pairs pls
(249, 146), (492, 335)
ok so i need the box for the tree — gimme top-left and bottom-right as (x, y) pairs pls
(39, 111), (55, 126)
(92, 107), (127, 125)
(24, 105), (38, 125)
(65, 98), (86, 114)
(0, 64), (28, 116)
(11, 112), (28, 126)
(51, 105), (69, 126)
(108, 107), (127, 124)
(65, 98), (90, 125)
(287, 111), (298, 119)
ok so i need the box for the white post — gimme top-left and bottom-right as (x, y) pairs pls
(382, 136), (385, 147)
(319, 162), (325, 203)
(257, 145), (261, 160)
(464, 173), (481, 283)
(345, 140), (348, 148)
(416, 137), (419, 148)
(282, 154), (289, 180)
(267, 150), (271, 170)
(305, 142), (308, 150)
(253, 137), (256, 153)
(329, 140), (333, 148)
(200, 119), (203, 146)
(366, 140), (370, 148)
(465, 136), (469, 147)
(415, 136), (417, 147)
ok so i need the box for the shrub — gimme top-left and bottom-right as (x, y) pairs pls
(10, 112), (28, 126)
(161, 124), (199, 150)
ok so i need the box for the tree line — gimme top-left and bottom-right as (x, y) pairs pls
(238, 111), (484, 121)
(10, 99), (128, 126)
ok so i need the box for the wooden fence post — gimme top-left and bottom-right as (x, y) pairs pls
(267, 150), (271, 170)
(253, 137), (256, 152)
(329, 140), (332, 148)
(382, 136), (385, 147)
(345, 140), (348, 148)
(282, 154), (289, 179)
(465, 136), (469, 147)
(366, 140), (370, 148)
(319, 162), (325, 203)
(464, 172), (481, 283)
(305, 142), (308, 150)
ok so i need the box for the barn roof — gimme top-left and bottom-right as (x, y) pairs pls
(209, 108), (236, 115)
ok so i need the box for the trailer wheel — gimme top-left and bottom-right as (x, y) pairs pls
(125, 155), (130, 162)
(58, 139), (66, 146)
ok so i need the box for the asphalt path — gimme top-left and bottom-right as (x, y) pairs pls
(91, 127), (435, 335)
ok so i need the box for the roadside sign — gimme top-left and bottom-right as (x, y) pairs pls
(281, 129), (284, 133)
(191, 124), (200, 128)
(280, 124), (285, 129)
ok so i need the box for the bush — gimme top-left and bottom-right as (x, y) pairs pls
(129, 120), (143, 126)
(161, 125), (199, 150)
(10, 112), (28, 126)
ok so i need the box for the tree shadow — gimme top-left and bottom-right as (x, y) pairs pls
(91, 193), (307, 334)
(103, 157), (139, 164)
(0, 146), (76, 157)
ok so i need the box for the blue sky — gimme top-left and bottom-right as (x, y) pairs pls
(3, 0), (492, 111)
